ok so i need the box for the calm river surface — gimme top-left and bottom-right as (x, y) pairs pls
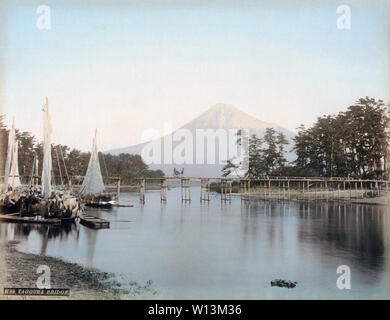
(1, 187), (390, 299)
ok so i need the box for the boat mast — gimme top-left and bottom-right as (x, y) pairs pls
(3, 117), (15, 192)
(41, 97), (53, 199)
(10, 140), (17, 191)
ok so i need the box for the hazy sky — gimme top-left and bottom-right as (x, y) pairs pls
(0, 0), (389, 151)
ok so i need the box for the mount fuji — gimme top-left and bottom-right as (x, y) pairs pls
(106, 103), (296, 177)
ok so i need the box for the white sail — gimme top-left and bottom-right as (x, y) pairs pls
(3, 117), (15, 191)
(80, 129), (105, 195)
(41, 97), (53, 199)
(9, 139), (21, 188)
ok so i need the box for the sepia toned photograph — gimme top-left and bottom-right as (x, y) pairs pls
(0, 0), (389, 307)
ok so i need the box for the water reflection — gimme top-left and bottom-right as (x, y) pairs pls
(0, 191), (389, 299)
(0, 222), (79, 255)
(241, 200), (389, 279)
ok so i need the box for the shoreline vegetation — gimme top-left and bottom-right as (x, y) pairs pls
(222, 97), (389, 180)
(1, 241), (157, 300)
(210, 181), (390, 205)
(0, 115), (164, 189)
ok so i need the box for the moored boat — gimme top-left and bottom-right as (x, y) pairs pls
(0, 98), (82, 222)
(79, 129), (117, 208)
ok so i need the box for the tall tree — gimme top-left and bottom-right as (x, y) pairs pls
(293, 97), (389, 178)
(222, 128), (289, 177)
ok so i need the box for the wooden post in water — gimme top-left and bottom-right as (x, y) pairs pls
(160, 178), (167, 203)
(117, 178), (121, 199)
(268, 179), (271, 198)
(287, 180), (290, 200)
(343, 181), (346, 201)
(349, 181), (352, 200)
(355, 181), (358, 199)
(221, 179), (232, 203)
(370, 182), (373, 197)
(200, 179), (210, 202)
(139, 179), (145, 204)
(338, 182), (340, 200)
(181, 178), (191, 202)
(325, 181), (328, 201)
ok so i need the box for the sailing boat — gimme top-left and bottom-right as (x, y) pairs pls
(0, 98), (83, 222)
(10, 140), (22, 189)
(80, 129), (117, 208)
(0, 117), (24, 212)
(2, 117), (21, 191)
(33, 97), (82, 220)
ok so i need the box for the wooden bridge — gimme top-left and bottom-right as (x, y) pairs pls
(107, 176), (390, 204)
(3, 175), (390, 204)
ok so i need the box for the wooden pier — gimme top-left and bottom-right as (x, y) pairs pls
(79, 214), (110, 229)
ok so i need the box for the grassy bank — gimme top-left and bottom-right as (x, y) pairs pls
(1, 241), (157, 300)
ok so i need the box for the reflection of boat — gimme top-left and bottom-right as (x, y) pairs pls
(80, 129), (117, 208)
(0, 213), (62, 225)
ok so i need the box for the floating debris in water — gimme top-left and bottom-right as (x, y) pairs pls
(270, 279), (298, 288)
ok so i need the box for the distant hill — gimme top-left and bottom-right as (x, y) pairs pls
(106, 103), (296, 177)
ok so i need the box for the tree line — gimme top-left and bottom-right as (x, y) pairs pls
(0, 116), (164, 185)
(223, 97), (390, 179)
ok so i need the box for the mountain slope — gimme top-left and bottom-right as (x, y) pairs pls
(106, 103), (296, 177)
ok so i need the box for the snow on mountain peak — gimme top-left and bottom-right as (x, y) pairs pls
(182, 103), (277, 131)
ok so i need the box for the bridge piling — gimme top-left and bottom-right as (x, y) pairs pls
(161, 178), (167, 203)
(221, 179), (232, 203)
(200, 179), (210, 202)
(181, 178), (191, 202)
(139, 179), (145, 204)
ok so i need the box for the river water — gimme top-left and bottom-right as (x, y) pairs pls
(1, 187), (389, 299)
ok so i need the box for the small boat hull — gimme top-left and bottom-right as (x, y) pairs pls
(81, 193), (117, 209)
(0, 213), (62, 225)
(85, 202), (113, 209)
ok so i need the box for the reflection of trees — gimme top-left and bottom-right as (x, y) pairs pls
(1, 222), (79, 255)
(240, 200), (388, 276)
(296, 202), (387, 272)
(240, 201), (289, 254)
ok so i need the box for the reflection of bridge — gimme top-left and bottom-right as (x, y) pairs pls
(108, 176), (390, 204)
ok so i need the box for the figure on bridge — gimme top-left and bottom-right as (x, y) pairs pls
(173, 168), (184, 178)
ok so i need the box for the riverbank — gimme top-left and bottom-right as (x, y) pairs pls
(1, 240), (157, 300)
(235, 190), (390, 205)
(351, 194), (390, 206)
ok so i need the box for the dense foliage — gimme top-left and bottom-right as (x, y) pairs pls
(293, 97), (389, 179)
(222, 128), (289, 177)
(223, 97), (390, 179)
